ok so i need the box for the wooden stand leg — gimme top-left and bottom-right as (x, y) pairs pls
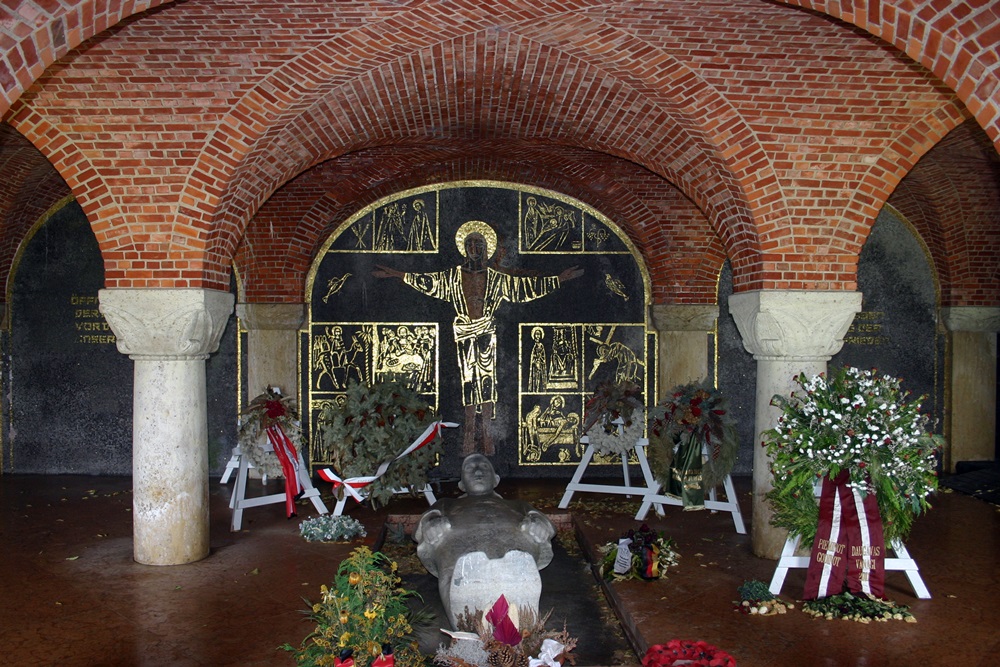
(768, 534), (931, 599)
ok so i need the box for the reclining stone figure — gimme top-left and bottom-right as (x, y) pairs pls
(414, 454), (556, 628)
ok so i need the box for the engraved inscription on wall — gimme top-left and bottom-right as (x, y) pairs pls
(72, 294), (116, 345)
(842, 310), (888, 347)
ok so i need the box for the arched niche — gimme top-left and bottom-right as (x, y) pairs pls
(302, 181), (655, 478)
(4, 198), (239, 475)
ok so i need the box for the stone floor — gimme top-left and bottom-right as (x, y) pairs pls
(1, 472), (998, 666)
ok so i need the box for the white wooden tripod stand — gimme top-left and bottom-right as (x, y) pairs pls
(633, 442), (747, 534)
(768, 482), (930, 598)
(331, 484), (438, 516)
(227, 441), (329, 531)
(558, 435), (658, 509)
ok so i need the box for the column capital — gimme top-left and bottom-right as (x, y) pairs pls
(728, 290), (862, 361)
(650, 303), (719, 331)
(236, 302), (306, 330)
(941, 306), (1000, 333)
(99, 288), (234, 360)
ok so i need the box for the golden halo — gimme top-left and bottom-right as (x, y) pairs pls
(456, 220), (497, 259)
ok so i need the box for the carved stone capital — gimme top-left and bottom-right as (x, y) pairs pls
(236, 302), (306, 330)
(941, 306), (1000, 333)
(99, 288), (235, 360)
(728, 290), (862, 361)
(650, 304), (719, 332)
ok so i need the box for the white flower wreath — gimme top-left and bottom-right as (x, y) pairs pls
(237, 387), (303, 479)
(584, 408), (645, 456)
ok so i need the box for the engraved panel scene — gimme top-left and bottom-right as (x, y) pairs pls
(306, 183), (653, 478)
(518, 323), (649, 465)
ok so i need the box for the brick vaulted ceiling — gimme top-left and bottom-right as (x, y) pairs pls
(0, 1), (995, 308)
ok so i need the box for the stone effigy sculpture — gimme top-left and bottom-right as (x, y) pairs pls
(414, 454), (556, 628)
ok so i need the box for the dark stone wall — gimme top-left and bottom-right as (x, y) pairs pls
(306, 183), (654, 479)
(717, 207), (944, 475)
(831, 208), (945, 430)
(3, 200), (237, 475)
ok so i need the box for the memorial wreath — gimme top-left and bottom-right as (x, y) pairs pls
(581, 380), (645, 456)
(315, 379), (442, 508)
(647, 382), (739, 507)
(238, 386), (302, 479)
(762, 366), (942, 548)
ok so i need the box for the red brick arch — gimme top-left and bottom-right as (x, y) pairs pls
(203, 12), (768, 292)
(0, 1), (175, 117)
(784, 0), (1000, 150)
(887, 120), (1000, 307)
(237, 143), (725, 305)
(0, 1), (994, 294)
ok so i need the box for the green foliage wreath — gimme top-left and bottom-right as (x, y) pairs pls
(762, 366), (942, 546)
(314, 379), (441, 508)
(646, 382), (739, 491)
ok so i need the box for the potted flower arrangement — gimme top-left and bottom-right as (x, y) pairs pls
(283, 546), (427, 667)
(762, 366), (942, 547)
(647, 382), (739, 508)
(314, 379), (442, 508)
(581, 379), (645, 457)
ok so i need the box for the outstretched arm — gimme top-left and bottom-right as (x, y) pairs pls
(520, 509), (556, 543)
(373, 265), (405, 279)
(558, 265), (584, 284)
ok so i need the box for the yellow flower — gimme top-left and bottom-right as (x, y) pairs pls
(363, 608), (377, 620)
(338, 632), (351, 648)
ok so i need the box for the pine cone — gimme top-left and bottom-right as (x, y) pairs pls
(487, 644), (519, 667)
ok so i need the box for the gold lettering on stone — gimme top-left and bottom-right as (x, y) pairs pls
(72, 293), (116, 345)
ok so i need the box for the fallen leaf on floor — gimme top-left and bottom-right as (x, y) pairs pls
(66, 556), (79, 561)
(247, 567), (260, 575)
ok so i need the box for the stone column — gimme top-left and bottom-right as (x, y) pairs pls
(99, 288), (235, 566)
(235, 303), (306, 402)
(728, 290), (862, 559)
(650, 304), (718, 398)
(941, 306), (1000, 472)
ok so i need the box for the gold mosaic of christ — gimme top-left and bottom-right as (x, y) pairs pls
(374, 220), (583, 456)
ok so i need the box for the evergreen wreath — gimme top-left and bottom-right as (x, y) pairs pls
(314, 378), (441, 508)
(762, 366), (942, 547)
(238, 386), (302, 479)
(646, 382), (739, 491)
(582, 380), (645, 456)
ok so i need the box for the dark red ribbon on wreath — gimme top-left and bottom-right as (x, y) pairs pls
(803, 470), (886, 600)
(266, 424), (301, 518)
